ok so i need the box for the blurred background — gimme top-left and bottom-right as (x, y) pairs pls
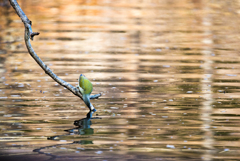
(1, 0), (240, 160)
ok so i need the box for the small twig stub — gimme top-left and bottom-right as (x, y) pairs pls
(30, 32), (40, 40)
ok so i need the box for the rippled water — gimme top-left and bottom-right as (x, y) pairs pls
(1, 0), (240, 160)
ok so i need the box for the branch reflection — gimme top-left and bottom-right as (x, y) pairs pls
(33, 111), (101, 159)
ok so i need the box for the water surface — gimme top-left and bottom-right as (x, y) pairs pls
(1, 0), (240, 160)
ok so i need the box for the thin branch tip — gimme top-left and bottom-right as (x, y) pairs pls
(90, 93), (102, 100)
(30, 32), (40, 40)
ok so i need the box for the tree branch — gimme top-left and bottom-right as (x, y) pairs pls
(9, 0), (101, 105)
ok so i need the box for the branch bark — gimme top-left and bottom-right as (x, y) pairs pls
(9, 0), (101, 104)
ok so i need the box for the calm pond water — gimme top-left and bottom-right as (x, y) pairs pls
(1, 0), (240, 160)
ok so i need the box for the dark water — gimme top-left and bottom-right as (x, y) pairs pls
(1, 0), (240, 160)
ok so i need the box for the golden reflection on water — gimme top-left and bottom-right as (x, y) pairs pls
(1, 0), (240, 160)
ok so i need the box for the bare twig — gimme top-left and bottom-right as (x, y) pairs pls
(30, 32), (40, 40)
(8, 0), (101, 106)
